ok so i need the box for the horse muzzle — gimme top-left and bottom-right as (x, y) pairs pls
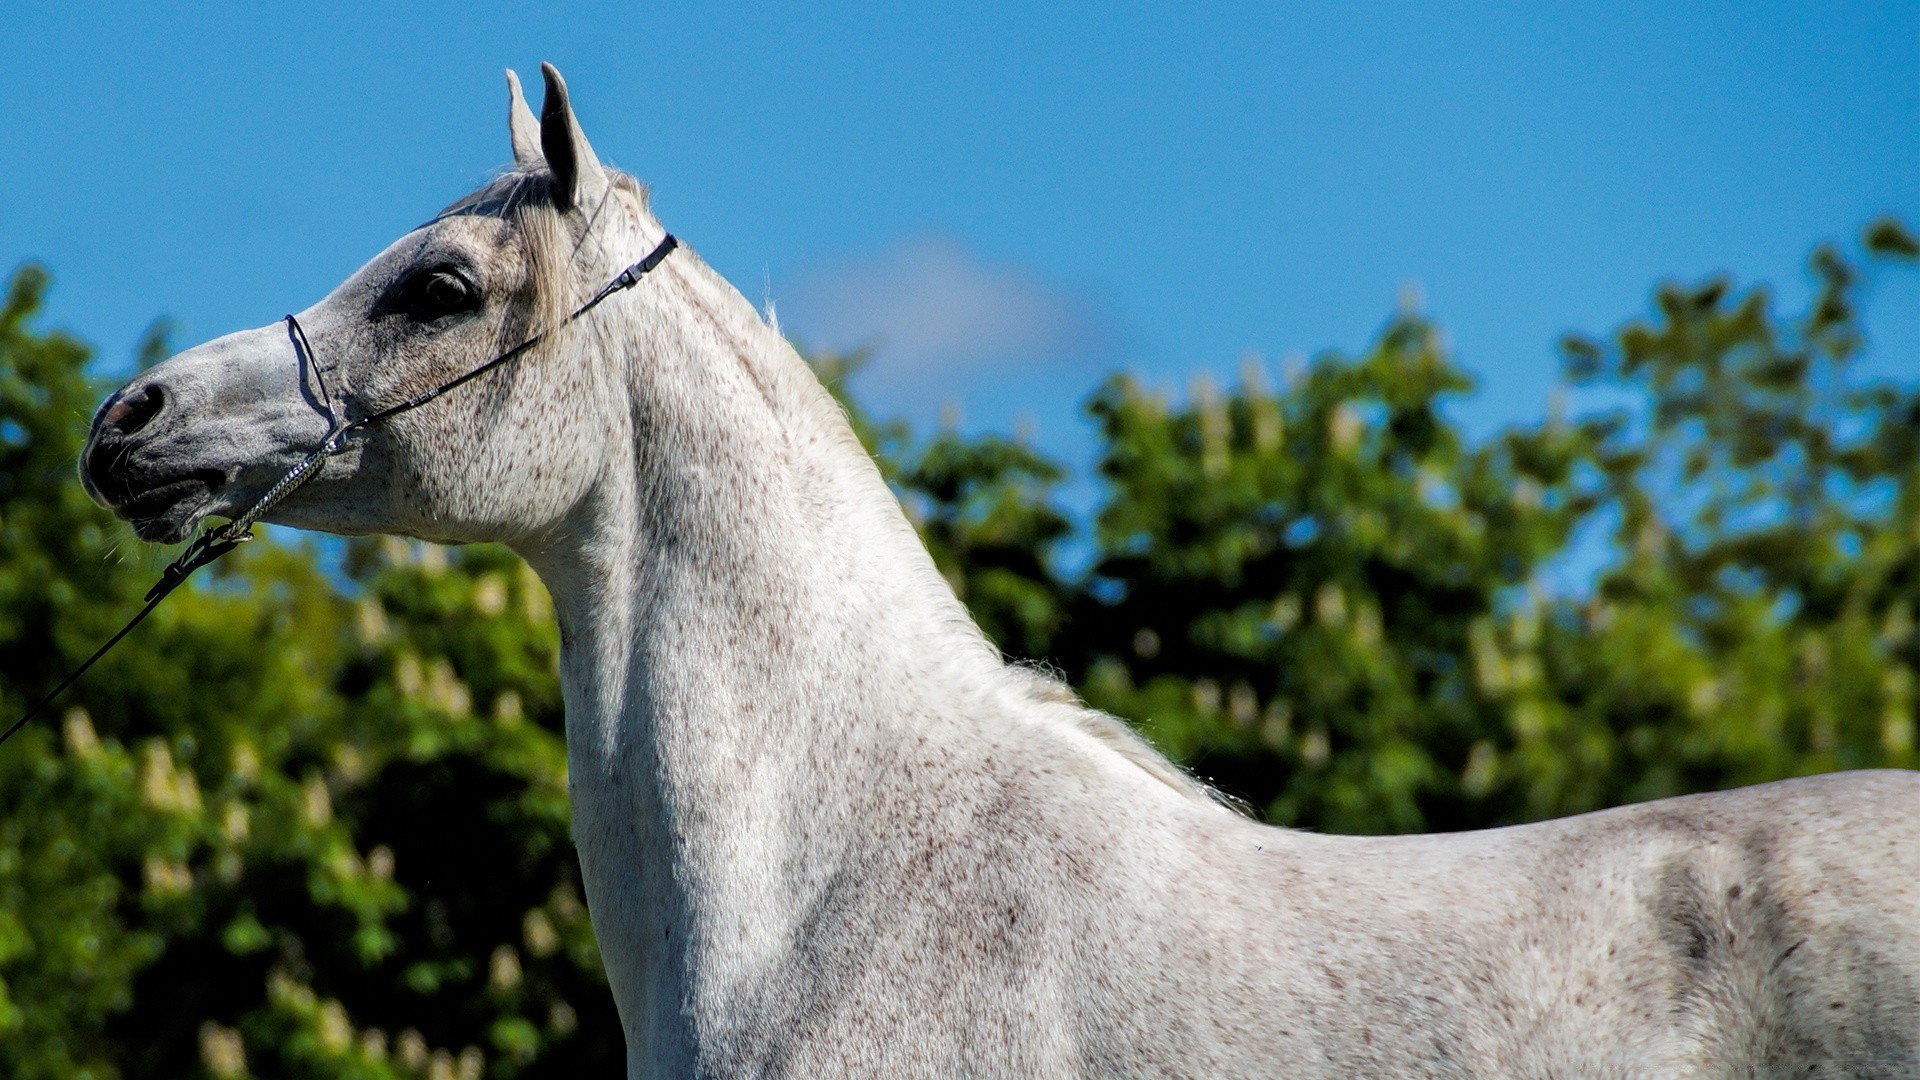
(83, 321), (328, 544)
(83, 377), (234, 542)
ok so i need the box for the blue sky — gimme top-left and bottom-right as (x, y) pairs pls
(3, 1), (1914, 474)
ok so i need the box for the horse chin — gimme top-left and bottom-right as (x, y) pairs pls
(118, 473), (223, 544)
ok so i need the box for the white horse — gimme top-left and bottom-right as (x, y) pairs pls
(83, 65), (1917, 1077)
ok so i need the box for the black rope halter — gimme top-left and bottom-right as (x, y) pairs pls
(0, 233), (679, 749)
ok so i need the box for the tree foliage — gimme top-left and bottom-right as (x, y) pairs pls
(0, 220), (1912, 1075)
(1054, 226), (1918, 831)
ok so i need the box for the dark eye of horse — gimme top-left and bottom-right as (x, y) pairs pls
(397, 268), (481, 323)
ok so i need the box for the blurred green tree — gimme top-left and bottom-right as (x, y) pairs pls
(1053, 219), (1917, 832)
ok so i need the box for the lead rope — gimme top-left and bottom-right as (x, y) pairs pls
(0, 233), (678, 749)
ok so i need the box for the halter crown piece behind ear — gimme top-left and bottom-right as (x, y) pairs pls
(506, 69), (542, 166)
(538, 61), (611, 213)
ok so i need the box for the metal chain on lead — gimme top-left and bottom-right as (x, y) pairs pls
(0, 233), (679, 749)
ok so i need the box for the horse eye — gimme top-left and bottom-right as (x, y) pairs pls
(398, 268), (480, 322)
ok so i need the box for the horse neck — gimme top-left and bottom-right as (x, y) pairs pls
(516, 244), (1008, 1014)
(567, 245), (1003, 728)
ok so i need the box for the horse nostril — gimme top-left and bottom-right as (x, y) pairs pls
(104, 383), (166, 437)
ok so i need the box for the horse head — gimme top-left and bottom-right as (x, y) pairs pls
(82, 64), (663, 549)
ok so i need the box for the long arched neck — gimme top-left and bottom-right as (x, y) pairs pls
(512, 240), (1009, 1045)
(525, 243), (1003, 762)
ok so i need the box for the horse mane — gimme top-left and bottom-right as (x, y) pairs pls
(1005, 664), (1236, 810)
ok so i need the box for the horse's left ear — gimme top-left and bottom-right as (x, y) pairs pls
(538, 62), (610, 213)
(505, 69), (542, 166)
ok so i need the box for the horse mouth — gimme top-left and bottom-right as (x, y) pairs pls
(113, 469), (228, 543)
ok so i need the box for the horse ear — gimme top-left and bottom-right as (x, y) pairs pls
(505, 69), (542, 166)
(538, 62), (609, 213)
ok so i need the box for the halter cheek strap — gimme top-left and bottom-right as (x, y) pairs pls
(293, 314), (351, 437)
(0, 233), (679, 749)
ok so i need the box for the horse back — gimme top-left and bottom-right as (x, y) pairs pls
(1185, 768), (1920, 1077)
(1584, 768), (1920, 1075)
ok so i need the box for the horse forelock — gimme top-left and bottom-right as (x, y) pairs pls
(433, 165), (656, 336)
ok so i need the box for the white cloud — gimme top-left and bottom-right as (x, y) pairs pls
(780, 235), (1113, 395)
